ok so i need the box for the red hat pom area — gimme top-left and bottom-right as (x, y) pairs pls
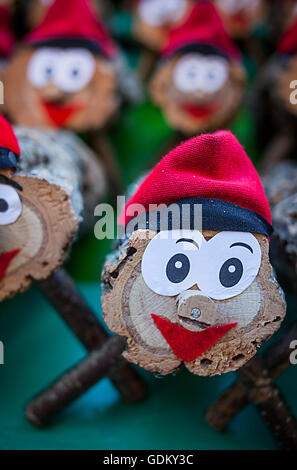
(0, 115), (21, 170)
(120, 131), (272, 237)
(25, 0), (118, 59)
(161, 1), (241, 60)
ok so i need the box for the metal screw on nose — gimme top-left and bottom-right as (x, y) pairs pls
(191, 308), (201, 319)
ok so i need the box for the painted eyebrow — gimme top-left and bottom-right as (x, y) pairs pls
(230, 242), (253, 254)
(176, 238), (200, 249)
(0, 175), (23, 192)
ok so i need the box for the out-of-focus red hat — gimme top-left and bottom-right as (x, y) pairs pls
(162, 1), (241, 60)
(278, 17), (297, 54)
(0, 115), (20, 170)
(25, 0), (118, 59)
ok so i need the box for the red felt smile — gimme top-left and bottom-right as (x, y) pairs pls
(0, 249), (20, 281)
(151, 314), (237, 362)
(181, 102), (218, 119)
(42, 101), (82, 127)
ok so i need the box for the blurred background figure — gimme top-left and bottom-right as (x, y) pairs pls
(132, 0), (194, 50)
(150, 1), (245, 136)
(3, 0), (120, 131)
(213, 0), (268, 39)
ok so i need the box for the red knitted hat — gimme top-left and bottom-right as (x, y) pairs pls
(162, 1), (241, 60)
(278, 17), (297, 54)
(0, 6), (16, 58)
(120, 131), (272, 237)
(25, 0), (118, 59)
(0, 115), (20, 170)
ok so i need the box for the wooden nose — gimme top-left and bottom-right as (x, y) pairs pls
(177, 290), (217, 324)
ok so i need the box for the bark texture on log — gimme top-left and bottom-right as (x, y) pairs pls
(15, 127), (107, 230)
(206, 322), (297, 432)
(263, 161), (297, 209)
(26, 335), (127, 427)
(237, 356), (297, 450)
(38, 269), (146, 404)
(272, 193), (297, 273)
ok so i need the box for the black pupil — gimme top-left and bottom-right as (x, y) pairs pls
(72, 68), (79, 77)
(166, 253), (190, 284)
(45, 67), (53, 77)
(0, 199), (8, 212)
(219, 257), (243, 288)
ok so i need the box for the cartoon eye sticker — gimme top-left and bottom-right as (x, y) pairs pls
(197, 232), (262, 300)
(55, 49), (96, 93)
(138, 0), (187, 26)
(173, 54), (228, 94)
(28, 48), (59, 88)
(141, 230), (203, 296)
(216, 0), (259, 13)
(202, 57), (229, 93)
(0, 184), (22, 226)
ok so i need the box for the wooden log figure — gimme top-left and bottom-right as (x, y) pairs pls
(213, 0), (267, 39)
(0, 115), (106, 301)
(132, 0), (194, 51)
(102, 131), (286, 377)
(256, 16), (297, 171)
(150, 2), (246, 136)
(3, 0), (120, 132)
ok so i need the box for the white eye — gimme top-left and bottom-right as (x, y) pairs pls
(55, 49), (95, 93)
(173, 54), (205, 93)
(28, 48), (59, 88)
(197, 232), (261, 301)
(141, 230), (203, 296)
(202, 58), (228, 93)
(138, 0), (186, 26)
(0, 184), (22, 226)
(163, 0), (187, 22)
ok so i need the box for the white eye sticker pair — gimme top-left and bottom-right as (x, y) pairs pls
(28, 48), (96, 93)
(216, 0), (259, 14)
(0, 184), (22, 226)
(138, 0), (187, 26)
(173, 53), (229, 94)
(142, 230), (262, 300)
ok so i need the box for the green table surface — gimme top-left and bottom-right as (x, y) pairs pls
(0, 282), (296, 450)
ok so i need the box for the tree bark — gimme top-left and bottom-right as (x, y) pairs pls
(205, 321), (297, 433)
(38, 269), (146, 405)
(26, 335), (127, 427)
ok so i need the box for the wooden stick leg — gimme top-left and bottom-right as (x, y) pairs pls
(206, 322), (297, 432)
(37, 269), (146, 403)
(90, 132), (124, 199)
(237, 356), (297, 450)
(26, 335), (127, 428)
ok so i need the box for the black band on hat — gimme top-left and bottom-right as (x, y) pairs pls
(124, 197), (273, 238)
(29, 37), (108, 58)
(0, 147), (18, 170)
(162, 42), (231, 62)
